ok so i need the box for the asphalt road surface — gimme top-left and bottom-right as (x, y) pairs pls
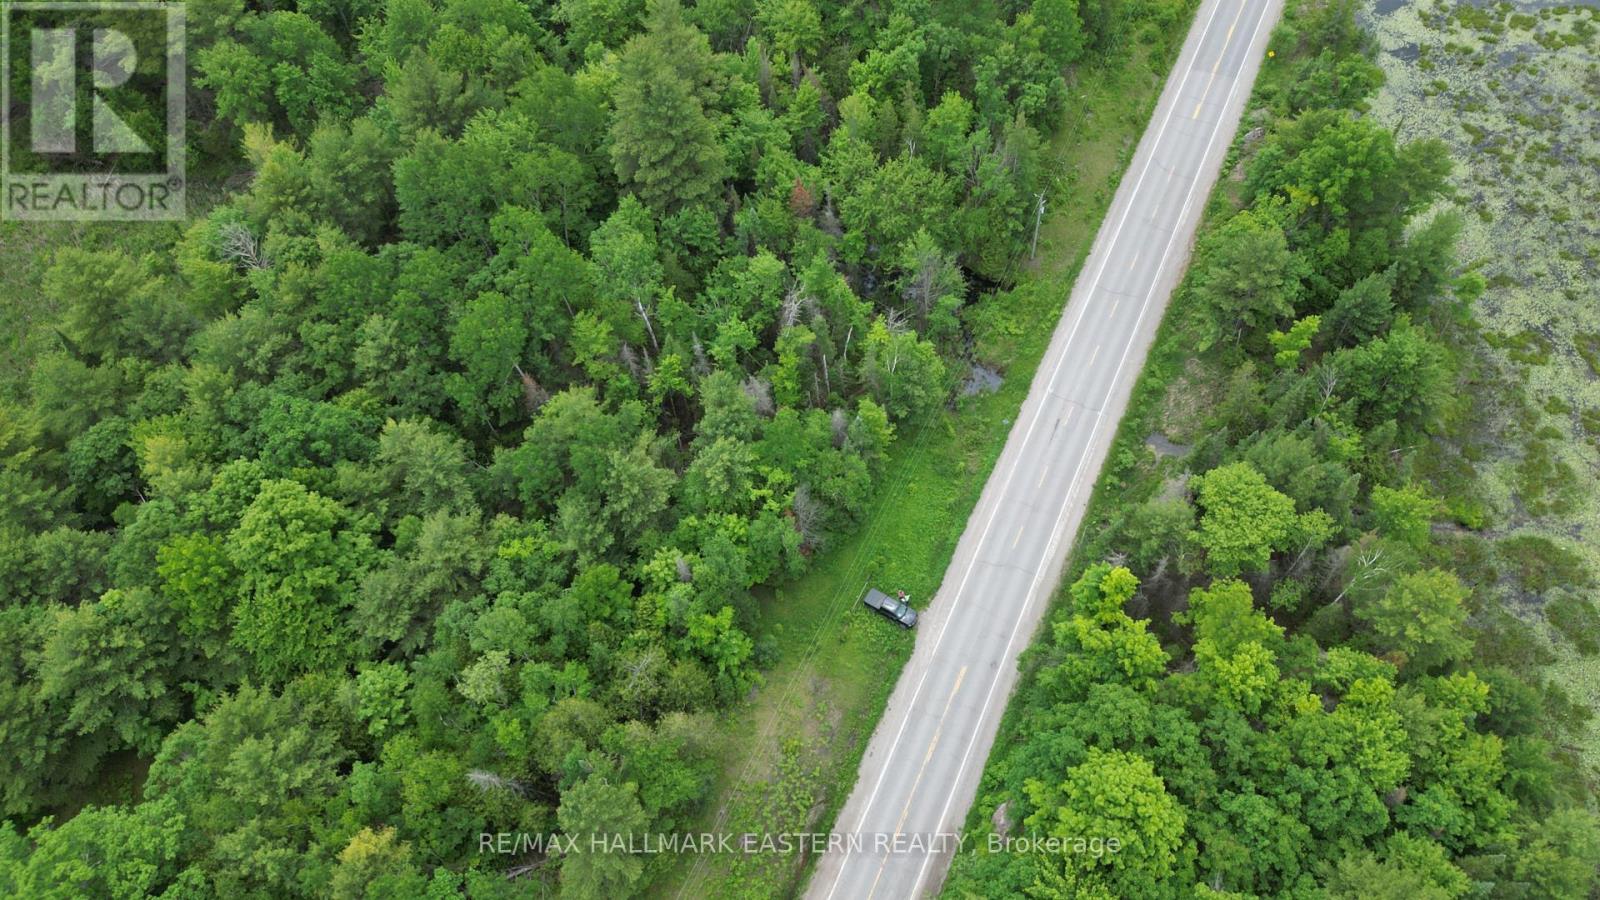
(805, 0), (1284, 896)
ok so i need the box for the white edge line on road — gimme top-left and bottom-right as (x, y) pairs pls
(816, 0), (1232, 896)
(905, 0), (1278, 894)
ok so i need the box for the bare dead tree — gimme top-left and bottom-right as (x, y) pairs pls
(1029, 192), (1046, 260)
(1287, 527), (1324, 575)
(756, 42), (774, 105)
(901, 254), (940, 325)
(883, 306), (912, 335)
(467, 769), (528, 797)
(619, 343), (644, 379)
(1317, 363), (1340, 410)
(1333, 545), (1390, 607)
(780, 285), (805, 329)
(743, 376), (774, 417)
(791, 484), (823, 546)
(634, 297), (660, 352)
(621, 646), (665, 697)
(830, 408), (848, 448)
(512, 364), (548, 414)
(691, 334), (711, 376)
(217, 221), (270, 270)
(819, 194), (843, 239)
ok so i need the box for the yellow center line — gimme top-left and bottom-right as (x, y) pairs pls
(1128, 250), (1141, 270)
(1012, 525), (1025, 547)
(866, 861), (889, 899)
(865, 666), (969, 900)
(1193, 1), (1250, 118)
(1088, 344), (1101, 367)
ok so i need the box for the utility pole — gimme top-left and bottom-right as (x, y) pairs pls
(1029, 191), (1047, 260)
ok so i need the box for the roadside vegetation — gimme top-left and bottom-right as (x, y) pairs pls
(655, 12), (1202, 898)
(944, 0), (1600, 896)
(0, 0), (1198, 898)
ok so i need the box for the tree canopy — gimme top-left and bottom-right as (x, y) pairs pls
(0, 0), (1117, 894)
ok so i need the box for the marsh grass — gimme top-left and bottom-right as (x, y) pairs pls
(1364, 0), (1600, 774)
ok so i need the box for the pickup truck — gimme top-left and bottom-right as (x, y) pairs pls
(862, 588), (918, 628)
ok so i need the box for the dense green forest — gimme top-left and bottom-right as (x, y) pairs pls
(944, 0), (1600, 897)
(0, 0), (1147, 896)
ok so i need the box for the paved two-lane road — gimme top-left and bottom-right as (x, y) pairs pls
(805, 0), (1283, 895)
